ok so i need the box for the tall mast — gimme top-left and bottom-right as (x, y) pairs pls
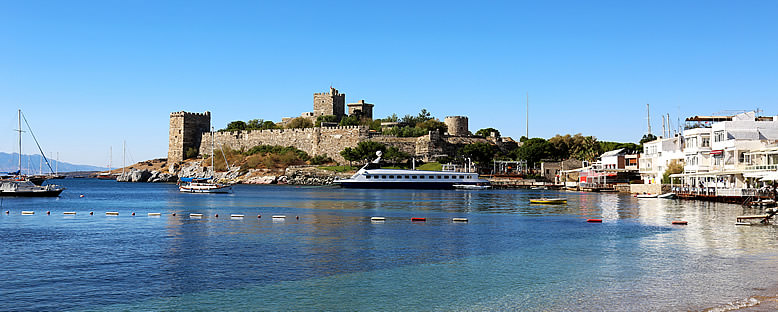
(122, 140), (125, 176)
(109, 146), (112, 172)
(211, 127), (215, 176)
(646, 103), (652, 135)
(56, 152), (59, 175)
(17, 109), (22, 174)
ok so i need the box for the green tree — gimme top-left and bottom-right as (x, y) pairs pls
(512, 138), (554, 166)
(315, 115), (340, 127)
(640, 133), (657, 144)
(417, 119), (448, 134)
(661, 159), (684, 184)
(572, 136), (601, 162)
(184, 147), (199, 160)
(338, 115), (360, 126)
(384, 146), (410, 166)
(286, 117), (313, 129)
(460, 142), (497, 166)
(224, 120), (247, 131)
(340, 147), (361, 166)
(475, 128), (501, 137)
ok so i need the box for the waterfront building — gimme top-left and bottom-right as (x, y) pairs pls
(671, 111), (778, 198)
(638, 136), (684, 184)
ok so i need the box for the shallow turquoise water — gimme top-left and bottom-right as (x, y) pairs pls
(1, 179), (777, 311)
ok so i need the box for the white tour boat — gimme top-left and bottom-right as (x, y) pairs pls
(335, 152), (490, 189)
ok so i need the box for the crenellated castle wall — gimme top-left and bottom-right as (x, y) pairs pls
(199, 126), (370, 163)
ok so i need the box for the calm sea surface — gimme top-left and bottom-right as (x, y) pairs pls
(2, 179), (778, 311)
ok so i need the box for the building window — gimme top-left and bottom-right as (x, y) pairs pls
(714, 131), (725, 142)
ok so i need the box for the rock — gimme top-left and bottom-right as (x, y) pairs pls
(244, 176), (277, 184)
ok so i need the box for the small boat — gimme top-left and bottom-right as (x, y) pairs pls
(0, 179), (64, 197)
(636, 193), (658, 198)
(178, 177), (232, 193)
(530, 198), (567, 204)
(657, 193), (677, 199)
(178, 128), (232, 194)
(530, 186), (547, 190)
(453, 184), (491, 190)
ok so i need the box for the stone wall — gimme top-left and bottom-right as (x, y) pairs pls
(629, 183), (672, 194)
(201, 126), (369, 163)
(313, 87), (345, 117)
(444, 116), (469, 136)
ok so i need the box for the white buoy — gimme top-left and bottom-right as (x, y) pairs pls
(190, 213), (203, 218)
(63, 212), (77, 215)
(21, 211), (34, 215)
(230, 214), (244, 218)
(371, 216), (386, 221)
(452, 218), (468, 222)
(106, 212), (119, 216)
(272, 215), (286, 219)
(147, 212), (161, 217)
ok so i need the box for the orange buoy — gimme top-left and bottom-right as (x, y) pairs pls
(672, 220), (688, 225)
(80, 194), (84, 198)
(215, 214), (219, 218)
(172, 213), (176, 216)
(89, 211), (94, 215)
(411, 217), (426, 222)
(4, 211), (8, 215)
(46, 211), (50, 215)
(586, 219), (603, 223)
(257, 214), (261, 218)
(296, 216), (299, 220)
(131, 212), (135, 216)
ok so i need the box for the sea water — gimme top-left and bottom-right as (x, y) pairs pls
(1, 179), (778, 311)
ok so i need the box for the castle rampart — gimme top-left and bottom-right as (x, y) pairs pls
(168, 111), (211, 163)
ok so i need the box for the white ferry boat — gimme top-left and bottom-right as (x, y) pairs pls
(335, 152), (490, 189)
(178, 177), (232, 193)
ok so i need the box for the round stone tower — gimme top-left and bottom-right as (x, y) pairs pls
(444, 116), (469, 136)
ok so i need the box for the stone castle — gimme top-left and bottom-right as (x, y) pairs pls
(168, 87), (515, 165)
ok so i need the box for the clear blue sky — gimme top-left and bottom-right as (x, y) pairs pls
(1, 0), (776, 166)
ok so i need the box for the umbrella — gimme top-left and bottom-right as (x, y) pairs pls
(760, 172), (778, 181)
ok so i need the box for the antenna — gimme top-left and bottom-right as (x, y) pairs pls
(661, 115), (666, 138)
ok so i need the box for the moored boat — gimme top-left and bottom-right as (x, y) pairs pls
(657, 193), (677, 199)
(335, 151), (490, 189)
(0, 179), (65, 197)
(637, 193), (658, 198)
(529, 198), (567, 204)
(178, 178), (232, 193)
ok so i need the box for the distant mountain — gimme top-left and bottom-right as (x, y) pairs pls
(0, 152), (107, 174)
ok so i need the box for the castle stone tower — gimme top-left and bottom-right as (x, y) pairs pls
(168, 111), (211, 163)
(313, 87), (345, 117)
(347, 100), (374, 120)
(444, 116), (469, 136)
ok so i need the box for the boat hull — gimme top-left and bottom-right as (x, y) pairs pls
(179, 185), (232, 193)
(0, 189), (64, 197)
(337, 181), (480, 189)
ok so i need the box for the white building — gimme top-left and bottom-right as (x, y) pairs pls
(638, 136), (684, 184)
(673, 111), (778, 191)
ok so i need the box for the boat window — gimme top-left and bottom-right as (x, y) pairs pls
(381, 175), (387, 179)
(412, 176), (417, 179)
(405, 175), (410, 179)
(388, 175), (394, 179)
(365, 175), (370, 179)
(437, 176), (442, 179)
(419, 176), (425, 179)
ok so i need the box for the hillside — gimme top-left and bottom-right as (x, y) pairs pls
(0, 152), (107, 174)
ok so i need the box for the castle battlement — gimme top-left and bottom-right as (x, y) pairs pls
(170, 111), (211, 117)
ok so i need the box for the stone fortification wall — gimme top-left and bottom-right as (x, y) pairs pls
(200, 126), (369, 163)
(444, 116), (469, 136)
(168, 111), (211, 163)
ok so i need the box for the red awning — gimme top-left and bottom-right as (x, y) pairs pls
(710, 150), (723, 155)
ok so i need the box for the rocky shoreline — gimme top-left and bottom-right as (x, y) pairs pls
(115, 162), (352, 186)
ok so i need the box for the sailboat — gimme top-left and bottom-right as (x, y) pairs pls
(178, 128), (232, 193)
(0, 110), (65, 197)
(96, 147), (116, 179)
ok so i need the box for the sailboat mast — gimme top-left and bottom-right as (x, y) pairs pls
(109, 146), (112, 172)
(18, 109), (22, 175)
(211, 127), (215, 175)
(122, 141), (126, 176)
